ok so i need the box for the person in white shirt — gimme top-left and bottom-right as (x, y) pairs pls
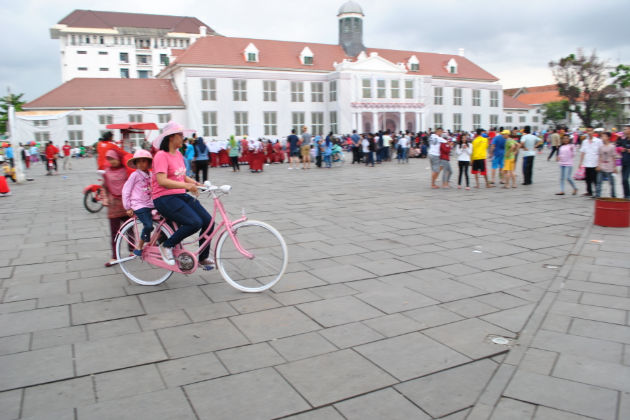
(578, 127), (603, 196)
(456, 133), (472, 189)
(428, 128), (446, 188)
(520, 126), (542, 185)
(397, 133), (410, 163)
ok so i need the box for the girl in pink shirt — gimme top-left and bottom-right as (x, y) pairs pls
(122, 149), (154, 256)
(556, 134), (578, 195)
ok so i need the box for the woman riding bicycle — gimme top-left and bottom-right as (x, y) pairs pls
(151, 121), (213, 267)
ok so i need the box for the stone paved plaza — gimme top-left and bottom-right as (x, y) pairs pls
(0, 154), (629, 419)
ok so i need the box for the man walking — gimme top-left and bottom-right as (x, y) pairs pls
(300, 126), (312, 170)
(578, 129), (602, 196)
(471, 128), (493, 188)
(520, 126), (541, 185)
(287, 129), (300, 170)
(489, 130), (506, 184)
(547, 129), (561, 160)
(428, 128), (445, 188)
(617, 125), (630, 199)
(62, 141), (72, 170)
(350, 130), (361, 163)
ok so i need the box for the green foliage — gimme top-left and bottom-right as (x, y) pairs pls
(542, 100), (569, 126)
(610, 64), (630, 89)
(0, 93), (26, 134)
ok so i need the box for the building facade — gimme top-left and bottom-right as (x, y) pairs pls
(50, 10), (216, 82)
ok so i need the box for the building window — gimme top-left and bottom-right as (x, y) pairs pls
(99, 68), (108, 72)
(77, 67), (88, 71)
(263, 80), (277, 102)
(532, 116), (539, 122)
(35, 132), (50, 142)
(311, 82), (324, 102)
(453, 88), (462, 106)
(292, 112), (305, 134)
(98, 51), (107, 55)
(433, 113), (443, 128)
(453, 113), (462, 132)
(98, 115), (113, 125)
(472, 90), (481, 106)
(233, 79), (247, 101)
(137, 70), (150, 78)
(158, 114), (171, 123)
(85, 36), (90, 44)
(68, 130), (83, 146)
(99, 36), (104, 44)
(202, 111), (218, 137)
(404, 80), (413, 99)
(160, 54), (169, 66)
(473, 114), (481, 130)
(67, 115), (82, 125)
(410, 63), (419, 71)
(450, 66), (456, 74)
(77, 50), (87, 55)
(506, 115), (513, 123)
(519, 115), (526, 123)
(362, 79), (371, 99)
(434, 87), (443, 105)
(71, 35), (76, 45)
(291, 82), (304, 102)
(390, 80), (400, 99)
(234, 111), (248, 136)
(490, 90), (499, 107)
(490, 115), (499, 127)
(247, 52), (257, 62)
(303, 56), (313, 65)
(119, 52), (128, 63)
(377, 80), (386, 98)
(311, 112), (324, 136)
(263, 111), (277, 136)
(34, 120), (49, 127)
(329, 81), (337, 102)
(129, 114), (143, 123)
(137, 55), (149, 65)
(201, 78), (216, 101)
(120, 68), (129, 78)
(330, 111), (338, 134)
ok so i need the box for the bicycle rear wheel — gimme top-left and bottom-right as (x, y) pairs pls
(84, 188), (103, 213)
(215, 220), (288, 292)
(115, 219), (174, 286)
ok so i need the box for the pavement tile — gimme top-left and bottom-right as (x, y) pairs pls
(309, 283), (358, 299)
(580, 292), (630, 311)
(310, 265), (375, 284)
(87, 317), (141, 340)
(71, 296), (144, 325)
(216, 342), (285, 373)
(362, 313), (422, 337)
(185, 367), (310, 420)
(354, 284), (438, 314)
(137, 286), (211, 314)
(620, 392), (630, 420)
(541, 313), (572, 333)
(519, 348), (558, 375)
(269, 332), (337, 361)
(297, 296), (384, 327)
(0, 299), (37, 314)
(480, 304), (535, 333)
(334, 387), (430, 420)
(489, 398), (536, 420)
(229, 294), (281, 314)
(553, 353), (630, 392)
(230, 306), (320, 343)
(157, 318), (249, 358)
(267, 271), (327, 293)
(94, 364), (164, 401)
(549, 301), (626, 325)
(533, 406), (597, 420)
(396, 359), (496, 418)
(423, 318), (514, 359)
(157, 352), (228, 387)
(137, 309), (190, 331)
(183, 301), (238, 322)
(319, 322), (384, 348)
(276, 349), (397, 407)
(31, 325), (86, 349)
(4, 281), (68, 302)
(271, 289), (321, 306)
(564, 280), (628, 296)
(0, 333), (30, 356)
(0, 306), (69, 337)
(0, 389), (21, 420)
(441, 298), (499, 318)
(531, 329), (624, 363)
(570, 318), (630, 344)
(78, 388), (196, 420)
(22, 377), (95, 418)
(360, 258), (426, 276)
(355, 332), (470, 381)
(398, 275), (487, 302)
(0, 345), (74, 391)
(504, 370), (617, 420)
(455, 271), (529, 293)
(283, 407), (345, 420)
(74, 331), (167, 375)
(475, 292), (530, 309)
(403, 305), (464, 329)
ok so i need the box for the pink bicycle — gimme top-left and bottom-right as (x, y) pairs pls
(112, 182), (288, 292)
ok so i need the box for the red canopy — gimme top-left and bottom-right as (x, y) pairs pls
(106, 123), (159, 131)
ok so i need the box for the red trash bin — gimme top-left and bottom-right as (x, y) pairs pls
(594, 198), (630, 227)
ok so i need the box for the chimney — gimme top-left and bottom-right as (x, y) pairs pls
(199, 26), (207, 37)
(458, 48), (465, 57)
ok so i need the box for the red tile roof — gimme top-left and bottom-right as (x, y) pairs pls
(57, 10), (214, 34)
(24, 78), (185, 109)
(169, 36), (498, 81)
(503, 94), (532, 109)
(515, 90), (563, 105)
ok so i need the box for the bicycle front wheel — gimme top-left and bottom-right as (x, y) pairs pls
(215, 220), (288, 292)
(115, 219), (174, 286)
(84, 189), (103, 213)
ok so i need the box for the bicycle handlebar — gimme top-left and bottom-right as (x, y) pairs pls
(198, 184), (232, 195)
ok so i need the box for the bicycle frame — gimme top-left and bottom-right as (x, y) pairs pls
(115, 190), (251, 274)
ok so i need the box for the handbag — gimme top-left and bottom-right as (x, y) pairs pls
(573, 166), (585, 181)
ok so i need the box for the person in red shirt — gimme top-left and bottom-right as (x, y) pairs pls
(97, 131), (125, 171)
(440, 137), (453, 188)
(62, 141), (72, 171)
(45, 142), (59, 174)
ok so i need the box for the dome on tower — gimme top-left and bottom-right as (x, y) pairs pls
(337, 1), (364, 16)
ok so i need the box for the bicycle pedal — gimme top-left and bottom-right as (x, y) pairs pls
(201, 265), (214, 271)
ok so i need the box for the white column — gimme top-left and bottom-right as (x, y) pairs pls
(399, 112), (405, 133)
(372, 112), (378, 133)
(421, 113), (426, 132)
(415, 112), (420, 132)
(357, 112), (363, 133)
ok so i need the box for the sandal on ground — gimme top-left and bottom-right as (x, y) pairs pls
(555, 192), (565, 195)
(431, 185), (440, 189)
(199, 259), (215, 271)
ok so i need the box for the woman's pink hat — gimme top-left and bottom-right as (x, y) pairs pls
(127, 149), (153, 169)
(151, 121), (195, 150)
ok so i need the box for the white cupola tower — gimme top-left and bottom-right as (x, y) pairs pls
(337, 1), (365, 57)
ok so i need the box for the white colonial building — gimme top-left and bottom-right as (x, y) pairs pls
(50, 10), (216, 82)
(19, 1), (513, 147)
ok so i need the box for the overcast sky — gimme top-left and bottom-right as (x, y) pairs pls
(3, 0), (630, 102)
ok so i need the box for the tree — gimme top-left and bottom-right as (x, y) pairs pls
(610, 64), (630, 89)
(541, 100), (569, 127)
(0, 93), (26, 134)
(549, 51), (620, 127)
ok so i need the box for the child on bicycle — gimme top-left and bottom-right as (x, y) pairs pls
(122, 149), (154, 257)
(103, 149), (131, 267)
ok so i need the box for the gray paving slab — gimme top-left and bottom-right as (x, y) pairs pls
(552, 353), (630, 392)
(0, 306), (69, 337)
(94, 364), (165, 401)
(362, 313), (422, 337)
(22, 377), (95, 418)
(230, 306), (320, 343)
(269, 331), (337, 361)
(216, 342), (285, 373)
(297, 295), (384, 327)
(570, 318), (630, 344)
(334, 387), (430, 420)
(0, 345), (74, 391)
(283, 406), (345, 420)
(532, 406), (597, 420)
(318, 322), (384, 348)
(0, 389), (22, 420)
(87, 317), (141, 340)
(71, 296), (144, 325)
(489, 398), (536, 420)
(136, 309), (191, 330)
(138, 286), (212, 313)
(157, 352), (228, 387)
(185, 367), (310, 420)
(276, 349), (397, 407)
(403, 305), (465, 329)
(31, 325), (86, 349)
(183, 301), (238, 322)
(0, 333), (30, 356)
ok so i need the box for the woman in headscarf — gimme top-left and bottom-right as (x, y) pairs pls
(227, 135), (241, 172)
(193, 136), (209, 182)
(103, 149), (131, 267)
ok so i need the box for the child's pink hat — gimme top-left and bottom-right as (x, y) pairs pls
(127, 149), (153, 169)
